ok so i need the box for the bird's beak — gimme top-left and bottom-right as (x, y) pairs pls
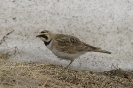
(36, 35), (40, 37)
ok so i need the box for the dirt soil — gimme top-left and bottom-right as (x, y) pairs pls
(0, 56), (133, 88)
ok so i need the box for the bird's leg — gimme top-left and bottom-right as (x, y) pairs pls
(66, 59), (74, 69)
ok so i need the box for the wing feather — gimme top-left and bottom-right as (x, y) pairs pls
(53, 34), (88, 53)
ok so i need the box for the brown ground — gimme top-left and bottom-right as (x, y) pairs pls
(0, 54), (133, 88)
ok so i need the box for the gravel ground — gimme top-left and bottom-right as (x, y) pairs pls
(0, 55), (133, 88)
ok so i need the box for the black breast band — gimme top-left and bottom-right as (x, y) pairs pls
(44, 39), (52, 46)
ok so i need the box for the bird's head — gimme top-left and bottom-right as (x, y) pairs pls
(36, 30), (53, 42)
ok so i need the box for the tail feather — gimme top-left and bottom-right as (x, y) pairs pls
(94, 49), (111, 54)
(86, 45), (111, 54)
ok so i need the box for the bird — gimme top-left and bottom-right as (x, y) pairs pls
(36, 30), (111, 68)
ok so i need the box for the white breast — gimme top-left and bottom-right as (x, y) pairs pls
(51, 48), (86, 61)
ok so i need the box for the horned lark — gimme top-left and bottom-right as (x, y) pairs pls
(36, 30), (111, 68)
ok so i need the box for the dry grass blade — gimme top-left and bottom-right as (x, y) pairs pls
(0, 30), (14, 45)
